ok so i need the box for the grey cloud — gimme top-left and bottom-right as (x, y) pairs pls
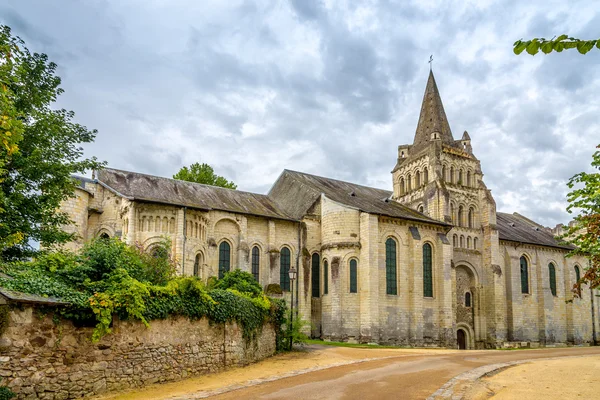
(2, 0), (598, 228)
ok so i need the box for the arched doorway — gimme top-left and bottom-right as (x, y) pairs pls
(455, 264), (478, 349)
(457, 329), (467, 350)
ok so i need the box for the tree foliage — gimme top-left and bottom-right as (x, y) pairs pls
(0, 25), (103, 259)
(562, 145), (600, 295)
(0, 26), (26, 250)
(173, 162), (237, 189)
(514, 35), (600, 55)
(213, 269), (263, 297)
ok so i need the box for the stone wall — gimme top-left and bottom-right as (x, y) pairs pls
(0, 306), (276, 399)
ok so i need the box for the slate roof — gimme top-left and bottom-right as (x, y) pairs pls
(97, 168), (296, 221)
(0, 288), (70, 306)
(497, 212), (572, 250)
(269, 170), (448, 226)
(411, 70), (457, 152)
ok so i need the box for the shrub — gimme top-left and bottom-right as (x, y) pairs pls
(0, 378), (15, 400)
(213, 269), (262, 297)
(265, 283), (283, 296)
(283, 313), (310, 349)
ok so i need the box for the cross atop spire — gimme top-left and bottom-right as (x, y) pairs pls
(411, 70), (454, 151)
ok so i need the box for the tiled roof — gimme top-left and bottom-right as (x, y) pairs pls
(497, 212), (573, 250)
(269, 170), (448, 226)
(97, 168), (296, 221)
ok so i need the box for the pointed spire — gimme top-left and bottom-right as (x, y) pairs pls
(412, 70), (454, 150)
(462, 130), (471, 141)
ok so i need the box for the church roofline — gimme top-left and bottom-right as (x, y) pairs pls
(96, 167), (298, 222)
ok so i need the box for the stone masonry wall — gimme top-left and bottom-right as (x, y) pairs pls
(0, 306), (276, 399)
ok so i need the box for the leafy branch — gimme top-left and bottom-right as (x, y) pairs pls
(514, 35), (600, 55)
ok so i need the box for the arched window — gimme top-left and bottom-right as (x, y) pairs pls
(458, 169), (463, 185)
(385, 238), (397, 295)
(458, 206), (464, 227)
(442, 165), (447, 181)
(349, 259), (358, 293)
(99, 232), (110, 240)
(323, 260), (329, 295)
(467, 171), (472, 187)
(193, 252), (203, 277)
(467, 236), (472, 249)
(473, 237), (478, 250)
(450, 166), (455, 183)
(423, 243), (433, 297)
(520, 256), (529, 294)
(407, 173), (412, 191)
(415, 170), (421, 187)
(218, 242), (231, 279)
(251, 246), (260, 281)
(400, 178), (405, 195)
(460, 235), (464, 248)
(465, 292), (472, 307)
(311, 253), (320, 298)
(548, 263), (557, 296)
(453, 234), (458, 248)
(424, 168), (429, 184)
(418, 205), (424, 213)
(468, 208), (475, 228)
(280, 247), (291, 291)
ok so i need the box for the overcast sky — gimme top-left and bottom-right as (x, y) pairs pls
(2, 0), (599, 227)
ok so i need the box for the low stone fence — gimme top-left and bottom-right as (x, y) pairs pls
(0, 303), (276, 399)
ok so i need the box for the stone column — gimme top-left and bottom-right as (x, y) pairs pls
(359, 213), (379, 343)
(126, 201), (136, 245)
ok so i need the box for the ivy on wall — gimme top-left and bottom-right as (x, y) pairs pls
(0, 238), (287, 347)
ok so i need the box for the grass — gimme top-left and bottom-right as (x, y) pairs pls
(305, 339), (410, 349)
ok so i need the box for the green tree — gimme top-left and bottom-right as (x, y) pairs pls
(0, 26), (26, 250)
(173, 162), (237, 189)
(563, 145), (600, 295)
(514, 35), (600, 55)
(0, 25), (103, 260)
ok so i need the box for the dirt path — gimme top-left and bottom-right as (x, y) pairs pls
(463, 355), (600, 399)
(97, 345), (456, 400)
(96, 346), (600, 400)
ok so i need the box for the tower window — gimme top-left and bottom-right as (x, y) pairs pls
(465, 291), (471, 307)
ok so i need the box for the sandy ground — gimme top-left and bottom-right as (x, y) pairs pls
(96, 345), (457, 400)
(464, 355), (600, 399)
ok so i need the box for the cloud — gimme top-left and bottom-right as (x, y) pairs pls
(1, 0), (598, 228)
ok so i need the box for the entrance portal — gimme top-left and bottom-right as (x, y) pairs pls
(457, 329), (466, 350)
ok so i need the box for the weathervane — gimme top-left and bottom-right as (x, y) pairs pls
(429, 55), (433, 70)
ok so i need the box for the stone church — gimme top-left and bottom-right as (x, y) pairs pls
(62, 71), (597, 349)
